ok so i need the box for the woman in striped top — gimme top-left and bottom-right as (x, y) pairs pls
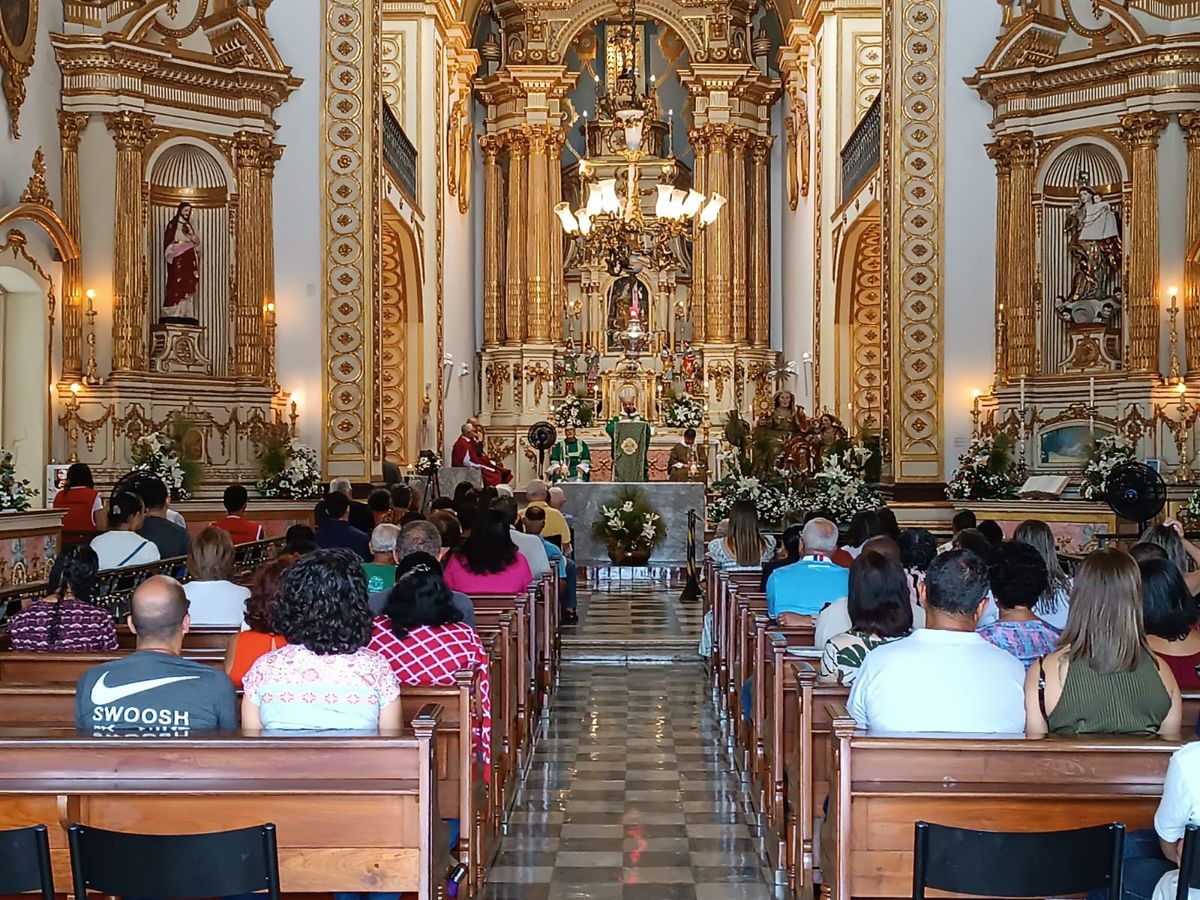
(8, 545), (117, 652)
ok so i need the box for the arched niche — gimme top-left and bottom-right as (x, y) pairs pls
(147, 141), (233, 375)
(0, 252), (53, 494)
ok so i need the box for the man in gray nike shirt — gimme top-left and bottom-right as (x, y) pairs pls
(75, 575), (238, 735)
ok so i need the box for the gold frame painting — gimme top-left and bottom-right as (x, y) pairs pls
(0, 0), (37, 138)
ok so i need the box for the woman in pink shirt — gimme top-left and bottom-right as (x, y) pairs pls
(443, 509), (532, 594)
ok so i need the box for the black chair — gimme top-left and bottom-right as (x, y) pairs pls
(912, 820), (1125, 899)
(1175, 823), (1200, 900)
(68, 822), (281, 899)
(0, 824), (55, 900)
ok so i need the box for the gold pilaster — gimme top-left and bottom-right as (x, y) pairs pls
(58, 110), (87, 377)
(526, 126), (552, 343)
(105, 110), (152, 373)
(260, 142), (282, 384)
(504, 133), (527, 346)
(705, 125), (731, 343)
(1182, 112), (1200, 374)
(1121, 111), (1169, 373)
(549, 131), (565, 339)
(234, 131), (268, 379)
(729, 131), (749, 345)
(750, 135), (771, 347)
(481, 135), (505, 348)
(1005, 132), (1037, 378)
(690, 131), (708, 343)
(987, 139), (1012, 383)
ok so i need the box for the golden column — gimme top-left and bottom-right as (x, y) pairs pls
(729, 131), (749, 345)
(749, 135), (771, 347)
(986, 138), (1012, 381)
(690, 130), (708, 342)
(549, 131), (566, 334)
(1004, 131), (1037, 377)
(705, 125), (731, 342)
(1122, 111), (1169, 372)
(525, 126), (552, 342)
(105, 110), (152, 373)
(1181, 112), (1200, 373)
(504, 132), (528, 346)
(261, 142), (282, 382)
(234, 132), (268, 379)
(58, 110), (88, 377)
(480, 135), (505, 348)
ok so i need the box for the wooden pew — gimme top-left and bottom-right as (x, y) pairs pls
(471, 593), (534, 771)
(790, 669), (848, 895)
(0, 716), (448, 898)
(712, 569), (763, 717)
(752, 619), (815, 799)
(0, 649), (223, 682)
(473, 608), (522, 829)
(820, 710), (1189, 900)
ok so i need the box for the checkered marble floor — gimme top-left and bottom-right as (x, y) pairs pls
(482, 664), (785, 900)
(563, 573), (705, 641)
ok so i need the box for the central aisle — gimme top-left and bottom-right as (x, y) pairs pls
(482, 663), (785, 900)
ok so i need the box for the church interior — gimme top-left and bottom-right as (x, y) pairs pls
(5, 0), (1200, 898)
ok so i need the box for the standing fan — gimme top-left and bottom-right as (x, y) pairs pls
(528, 421), (557, 479)
(1104, 461), (1167, 533)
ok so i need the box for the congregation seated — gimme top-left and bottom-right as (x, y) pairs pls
(953, 526), (996, 563)
(815, 534), (927, 645)
(761, 522), (803, 591)
(443, 509), (533, 595)
(523, 505), (577, 623)
(818, 549), (913, 685)
(390, 483), (424, 526)
(1014, 518), (1073, 628)
(241, 548), (401, 732)
(8, 544), (117, 653)
(897, 526), (936, 603)
(709, 500), (777, 572)
(182, 526), (250, 627)
(767, 517), (845, 620)
(428, 509), (462, 551)
(1025, 547), (1181, 737)
(75, 575), (238, 734)
(315, 491), (371, 561)
(91, 491), (161, 570)
(1141, 557), (1200, 692)
(524, 479), (571, 552)
(54, 461), (105, 546)
(977, 518), (1004, 547)
(831, 509), (884, 568)
(316, 477), (375, 533)
(848, 549), (1026, 733)
(364, 523), (401, 594)
(1143, 520), (1200, 597)
(280, 523), (317, 561)
(224, 557), (290, 689)
(367, 552), (491, 765)
(977, 541), (1060, 670)
(210, 484), (265, 545)
(370, 520), (476, 627)
(493, 497), (550, 580)
(134, 474), (190, 559)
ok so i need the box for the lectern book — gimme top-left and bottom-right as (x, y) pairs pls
(1017, 475), (1071, 499)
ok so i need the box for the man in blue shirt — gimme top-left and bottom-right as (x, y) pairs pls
(765, 517), (848, 618)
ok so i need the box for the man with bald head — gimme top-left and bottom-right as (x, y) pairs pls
(764, 517), (850, 619)
(75, 575), (237, 734)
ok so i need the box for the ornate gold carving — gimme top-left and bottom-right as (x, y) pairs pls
(709, 361), (732, 403)
(436, 41), (446, 451)
(0, 0), (36, 137)
(234, 130), (270, 380)
(729, 131), (748, 345)
(854, 34), (882, 123)
(749, 136), (771, 347)
(486, 362), (511, 408)
(1121, 110), (1168, 373)
(19, 147), (50, 207)
(850, 222), (883, 433)
(380, 222), (408, 463)
(1181, 111), (1200, 373)
(525, 361), (552, 405)
(503, 132), (527, 345)
(59, 110), (88, 378)
(884, 0), (943, 480)
(105, 110), (153, 373)
(811, 43), (823, 404)
(999, 130), (1037, 378)
(481, 135), (505, 348)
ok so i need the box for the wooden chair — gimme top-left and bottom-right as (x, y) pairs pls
(912, 820), (1125, 900)
(0, 824), (54, 900)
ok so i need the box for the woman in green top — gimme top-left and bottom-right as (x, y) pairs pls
(1024, 547), (1181, 737)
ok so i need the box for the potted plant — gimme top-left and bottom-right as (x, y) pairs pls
(256, 432), (323, 499)
(591, 486), (667, 566)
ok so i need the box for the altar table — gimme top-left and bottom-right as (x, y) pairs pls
(559, 482), (706, 567)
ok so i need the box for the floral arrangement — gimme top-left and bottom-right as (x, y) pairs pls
(1183, 490), (1200, 527)
(1079, 433), (1135, 501)
(414, 450), (441, 476)
(662, 392), (704, 429)
(709, 447), (806, 527)
(0, 449), (36, 512)
(802, 443), (881, 524)
(590, 486), (667, 556)
(946, 432), (1017, 501)
(551, 392), (595, 428)
(130, 420), (202, 501)
(256, 433), (322, 499)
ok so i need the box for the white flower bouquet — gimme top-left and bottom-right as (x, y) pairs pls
(551, 393), (595, 428)
(257, 435), (323, 499)
(946, 432), (1017, 501)
(131, 422), (202, 501)
(0, 449), (36, 512)
(802, 443), (881, 524)
(662, 392), (704, 429)
(1079, 434), (1134, 501)
(591, 486), (667, 557)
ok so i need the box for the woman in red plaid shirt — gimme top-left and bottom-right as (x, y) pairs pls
(367, 552), (491, 772)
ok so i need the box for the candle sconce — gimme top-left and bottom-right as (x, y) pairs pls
(83, 289), (101, 387)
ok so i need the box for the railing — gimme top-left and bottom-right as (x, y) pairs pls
(383, 101), (418, 201)
(840, 93), (881, 204)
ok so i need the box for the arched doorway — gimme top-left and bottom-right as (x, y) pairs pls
(0, 261), (51, 494)
(378, 213), (424, 466)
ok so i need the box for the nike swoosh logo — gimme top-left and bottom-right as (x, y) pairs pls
(89, 672), (200, 705)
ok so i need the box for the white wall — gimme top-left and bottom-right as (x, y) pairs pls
(942, 1), (1001, 480)
(268, 2), (324, 456)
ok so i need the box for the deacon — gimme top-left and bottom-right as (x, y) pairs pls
(668, 427), (708, 483)
(547, 424), (591, 483)
(451, 418), (513, 487)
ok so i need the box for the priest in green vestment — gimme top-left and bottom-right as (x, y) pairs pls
(605, 388), (651, 482)
(547, 424), (592, 483)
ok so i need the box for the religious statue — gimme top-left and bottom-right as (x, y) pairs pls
(668, 427), (708, 483)
(752, 390), (810, 474)
(584, 342), (601, 391)
(605, 386), (651, 481)
(814, 413), (847, 459)
(659, 346), (676, 391)
(680, 342), (700, 392)
(547, 423), (592, 483)
(607, 276), (646, 350)
(1056, 183), (1122, 326)
(162, 201), (201, 325)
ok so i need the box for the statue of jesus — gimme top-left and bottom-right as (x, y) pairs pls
(163, 201), (201, 325)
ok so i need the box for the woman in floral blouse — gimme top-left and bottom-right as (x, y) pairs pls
(819, 550), (914, 685)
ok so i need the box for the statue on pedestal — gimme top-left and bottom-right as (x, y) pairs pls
(162, 201), (201, 325)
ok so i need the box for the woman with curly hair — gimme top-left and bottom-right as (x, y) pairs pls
(223, 558), (291, 689)
(8, 545), (117, 652)
(368, 552), (492, 768)
(241, 548), (401, 731)
(443, 508), (532, 594)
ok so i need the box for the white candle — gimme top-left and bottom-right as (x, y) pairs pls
(1089, 376), (1095, 410)
(1019, 377), (1026, 410)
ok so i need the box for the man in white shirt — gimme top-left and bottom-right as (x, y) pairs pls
(1147, 742), (1200, 900)
(847, 548), (1025, 733)
(492, 497), (550, 581)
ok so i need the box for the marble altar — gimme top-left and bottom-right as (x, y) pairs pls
(560, 482), (706, 567)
